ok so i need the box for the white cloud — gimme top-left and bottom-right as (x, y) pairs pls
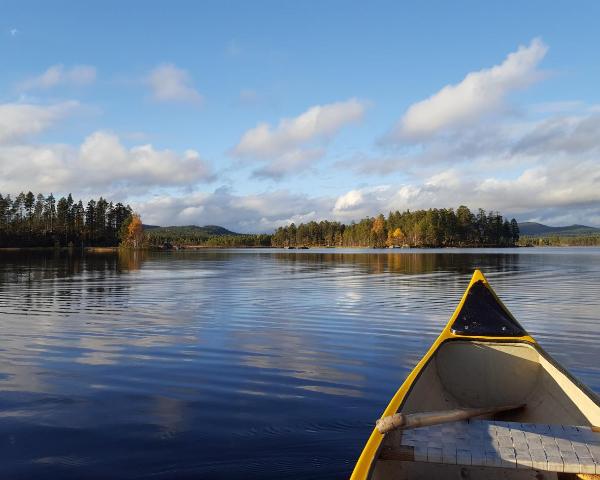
(0, 131), (213, 195)
(388, 38), (548, 142)
(18, 65), (96, 91)
(235, 99), (367, 157)
(146, 64), (203, 104)
(0, 101), (78, 144)
(233, 98), (367, 178)
(333, 186), (390, 214)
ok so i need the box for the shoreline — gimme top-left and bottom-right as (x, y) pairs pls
(1, 244), (598, 252)
(0, 246), (121, 253)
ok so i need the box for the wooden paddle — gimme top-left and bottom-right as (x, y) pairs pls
(376, 404), (526, 434)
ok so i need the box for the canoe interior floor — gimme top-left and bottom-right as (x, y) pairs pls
(372, 462), (565, 480)
(377, 419), (600, 478)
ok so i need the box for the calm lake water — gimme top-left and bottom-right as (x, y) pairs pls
(0, 248), (599, 479)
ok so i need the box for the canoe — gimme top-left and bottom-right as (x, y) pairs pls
(351, 269), (600, 480)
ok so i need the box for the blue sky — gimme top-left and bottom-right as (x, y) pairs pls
(1, 1), (600, 230)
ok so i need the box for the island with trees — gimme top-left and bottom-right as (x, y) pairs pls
(271, 207), (520, 248)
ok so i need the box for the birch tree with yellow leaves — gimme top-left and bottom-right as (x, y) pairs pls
(120, 213), (145, 248)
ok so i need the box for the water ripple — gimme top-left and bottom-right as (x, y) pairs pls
(0, 248), (598, 478)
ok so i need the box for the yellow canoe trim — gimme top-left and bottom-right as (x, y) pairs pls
(350, 269), (536, 480)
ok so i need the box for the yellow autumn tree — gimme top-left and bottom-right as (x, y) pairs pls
(121, 213), (145, 248)
(371, 214), (387, 248)
(387, 227), (405, 247)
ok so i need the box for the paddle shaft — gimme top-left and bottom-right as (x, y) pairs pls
(376, 404), (525, 435)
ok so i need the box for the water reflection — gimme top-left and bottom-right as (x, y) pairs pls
(0, 248), (598, 478)
(269, 250), (524, 275)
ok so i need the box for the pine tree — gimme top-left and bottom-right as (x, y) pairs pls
(510, 219), (520, 244)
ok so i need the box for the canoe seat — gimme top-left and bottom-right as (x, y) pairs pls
(380, 419), (600, 474)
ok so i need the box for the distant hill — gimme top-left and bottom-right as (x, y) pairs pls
(145, 225), (239, 236)
(518, 222), (600, 237)
(143, 225), (241, 245)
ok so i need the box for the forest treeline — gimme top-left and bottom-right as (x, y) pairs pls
(202, 234), (272, 247)
(271, 206), (520, 248)
(0, 191), (134, 247)
(144, 225), (272, 248)
(521, 235), (600, 247)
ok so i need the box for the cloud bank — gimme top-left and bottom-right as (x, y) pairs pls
(130, 149), (600, 232)
(135, 188), (329, 231)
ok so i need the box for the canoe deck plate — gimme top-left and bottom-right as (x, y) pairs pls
(389, 419), (600, 474)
